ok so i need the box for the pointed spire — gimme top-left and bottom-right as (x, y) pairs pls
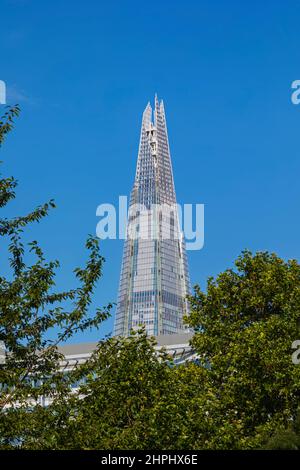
(159, 99), (165, 119)
(142, 101), (152, 129)
(154, 94), (160, 127)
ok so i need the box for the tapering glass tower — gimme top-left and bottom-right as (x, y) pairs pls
(114, 96), (190, 337)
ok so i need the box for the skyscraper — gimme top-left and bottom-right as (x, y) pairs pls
(114, 96), (190, 337)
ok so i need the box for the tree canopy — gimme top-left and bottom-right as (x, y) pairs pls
(0, 107), (111, 448)
(53, 250), (300, 450)
(187, 250), (300, 448)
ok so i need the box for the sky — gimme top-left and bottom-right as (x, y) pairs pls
(1, 0), (300, 342)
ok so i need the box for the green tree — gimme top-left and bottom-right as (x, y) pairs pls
(187, 250), (300, 449)
(0, 107), (111, 448)
(20, 251), (300, 450)
(37, 329), (209, 450)
(263, 410), (300, 449)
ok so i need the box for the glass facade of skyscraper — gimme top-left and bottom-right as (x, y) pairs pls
(114, 96), (190, 336)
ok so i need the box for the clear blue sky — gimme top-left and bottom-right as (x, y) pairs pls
(1, 0), (300, 342)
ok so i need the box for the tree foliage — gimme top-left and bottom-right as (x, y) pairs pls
(27, 252), (300, 450)
(187, 250), (300, 448)
(0, 107), (111, 448)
